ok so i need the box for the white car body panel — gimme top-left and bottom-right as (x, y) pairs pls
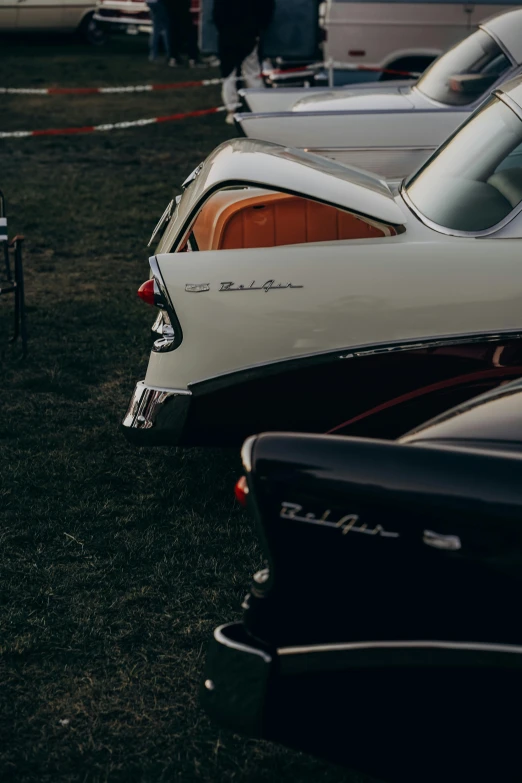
(235, 109), (466, 173)
(310, 146), (438, 179)
(148, 232), (522, 391)
(2, 0), (94, 30)
(240, 80), (414, 114)
(158, 140), (406, 254)
(292, 86), (431, 113)
(236, 10), (522, 178)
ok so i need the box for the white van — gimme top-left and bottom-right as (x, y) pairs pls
(324, 0), (522, 75)
(0, 0), (101, 42)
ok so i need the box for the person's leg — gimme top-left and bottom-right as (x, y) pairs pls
(157, 2), (172, 59)
(241, 43), (262, 89)
(184, 4), (200, 63)
(147, 3), (161, 60)
(167, 2), (181, 63)
(218, 34), (241, 118)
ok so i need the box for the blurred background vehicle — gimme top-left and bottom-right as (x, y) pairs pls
(235, 9), (522, 174)
(0, 0), (103, 43)
(322, 0), (522, 80)
(94, 0), (200, 37)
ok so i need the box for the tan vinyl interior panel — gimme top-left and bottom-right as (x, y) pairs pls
(191, 188), (394, 251)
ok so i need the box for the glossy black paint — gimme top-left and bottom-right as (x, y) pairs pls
(403, 375), (522, 447)
(245, 432), (522, 648)
(202, 380), (522, 781)
(180, 337), (522, 445)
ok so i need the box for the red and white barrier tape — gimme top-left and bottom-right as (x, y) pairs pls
(0, 61), (418, 96)
(0, 78), (224, 96)
(0, 105), (226, 139)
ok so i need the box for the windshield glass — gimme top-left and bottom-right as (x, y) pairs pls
(416, 29), (512, 106)
(405, 96), (522, 232)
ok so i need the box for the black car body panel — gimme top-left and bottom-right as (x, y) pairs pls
(202, 379), (522, 781)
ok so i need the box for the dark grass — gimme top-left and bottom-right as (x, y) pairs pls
(0, 36), (377, 783)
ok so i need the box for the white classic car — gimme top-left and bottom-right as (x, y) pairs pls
(0, 0), (101, 42)
(122, 75), (522, 447)
(236, 9), (522, 179)
(93, 0), (199, 35)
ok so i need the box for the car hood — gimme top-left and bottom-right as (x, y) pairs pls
(156, 138), (406, 252)
(292, 87), (416, 113)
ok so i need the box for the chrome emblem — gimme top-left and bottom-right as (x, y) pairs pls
(219, 280), (303, 292)
(280, 502), (400, 538)
(423, 530), (462, 551)
(185, 283), (210, 293)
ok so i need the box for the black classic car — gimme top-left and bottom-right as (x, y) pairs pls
(202, 379), (522, 782)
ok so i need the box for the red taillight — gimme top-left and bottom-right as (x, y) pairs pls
(234, 476), (249, 508)
(138, 279), (156, 306)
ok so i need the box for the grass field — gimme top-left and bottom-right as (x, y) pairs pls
(0, 35), (377, 783)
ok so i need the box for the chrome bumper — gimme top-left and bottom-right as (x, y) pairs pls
(201, 623), (273, 737)
(121, 380), (191, 446)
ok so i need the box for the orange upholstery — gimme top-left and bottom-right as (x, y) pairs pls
(191, 188), (393, 251)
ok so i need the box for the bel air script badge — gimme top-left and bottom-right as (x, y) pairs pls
(220, 280), (303, 292)
(280, 502), (400, 538)
(185, 280), (303, 293)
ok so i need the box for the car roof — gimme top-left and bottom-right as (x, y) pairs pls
(482, 9), (522, 65)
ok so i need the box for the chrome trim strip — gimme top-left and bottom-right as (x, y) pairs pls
(497, 90), (522, 124)
(149, 255), (183, 350)
(278, 639), (522, 656)
(190, 328), (522, 396)
(483, 26), (518, 69)
(401, 184), (522, 238)
(215, 624), (272, 663)
(236, 107), (469, 122)
(304, 145), (435, 154)
(240, 435), (257, 473)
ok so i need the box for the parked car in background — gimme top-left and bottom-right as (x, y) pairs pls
(201, 377), (522, 783)
(122, 74), (522, 447)
(93, 0), (199, 36)
(323, 0), (522, 78)
(0, 0), (102, 43)
(236, 9), (522, 177)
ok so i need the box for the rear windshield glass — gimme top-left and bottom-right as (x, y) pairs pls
(416, 29), (512, 106)
(405, 96), (522, 232)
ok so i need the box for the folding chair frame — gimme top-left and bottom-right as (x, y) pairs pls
(0, 189), (27, 358)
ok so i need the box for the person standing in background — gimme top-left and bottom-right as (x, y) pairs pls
(165, 0), (201, 66)
(147, 0), (173, 62)
(213, 0), (275, 123)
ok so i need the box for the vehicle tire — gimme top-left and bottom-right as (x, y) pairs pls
(380, 56), (436, 80)
(79, 12), (106, 45)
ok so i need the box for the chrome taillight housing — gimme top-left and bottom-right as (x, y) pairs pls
(136, 257), (182, 353)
